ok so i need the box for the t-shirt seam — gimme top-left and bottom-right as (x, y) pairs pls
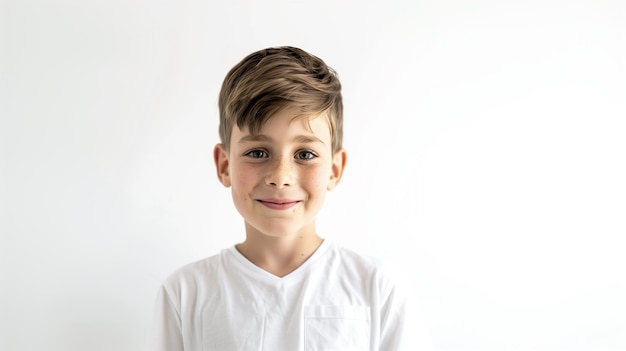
(162, 282), (182, 321)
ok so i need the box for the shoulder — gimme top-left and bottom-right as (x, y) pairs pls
(325, 242), (399, 287)
(329, 243), (383, 270)
(159, 249), (226, 297)
(323, 242), (407, 315)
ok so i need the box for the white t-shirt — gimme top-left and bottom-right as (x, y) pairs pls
(150, 240), (406, 350)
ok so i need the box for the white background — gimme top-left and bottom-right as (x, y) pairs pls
(1, 0), (625, 350)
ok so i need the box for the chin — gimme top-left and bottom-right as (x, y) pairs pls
(247, 220), (313, 239)
(258, 226), (302, 238)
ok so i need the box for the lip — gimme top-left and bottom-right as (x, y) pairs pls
(256, 199), (301, 210)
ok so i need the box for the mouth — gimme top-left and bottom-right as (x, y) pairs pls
(256, 199), (301, 210)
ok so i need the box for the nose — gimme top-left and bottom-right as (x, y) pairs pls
(265, 155), (294, 188)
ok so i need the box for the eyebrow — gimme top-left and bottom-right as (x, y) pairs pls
(238, 134), (325, 145)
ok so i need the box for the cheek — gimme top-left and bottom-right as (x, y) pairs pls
(231, 169), (253, 198)
(305, 168), (331, 191)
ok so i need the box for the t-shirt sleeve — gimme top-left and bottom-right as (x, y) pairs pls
(379, 273), (436, 351)
(379, 278), (408, 350)
(148, 284), (184, 351)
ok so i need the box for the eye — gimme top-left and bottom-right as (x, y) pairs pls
(295, 150), (317, 160)
(244, 149), (269, 158)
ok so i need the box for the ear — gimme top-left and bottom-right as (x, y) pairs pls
(327, 148), (347, 191)
(213, 143), (231, 187)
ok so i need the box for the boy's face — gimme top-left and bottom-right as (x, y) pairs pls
(214, 108), (346, 239)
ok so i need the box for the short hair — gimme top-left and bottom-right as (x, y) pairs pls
(218, 46), (343, 153)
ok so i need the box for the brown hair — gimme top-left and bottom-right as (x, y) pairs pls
(218, 46), (343, 153)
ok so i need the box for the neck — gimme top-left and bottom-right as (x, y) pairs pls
(236, 224), (324, 278)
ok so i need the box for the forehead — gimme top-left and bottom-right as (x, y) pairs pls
(237, 108), (331, 137)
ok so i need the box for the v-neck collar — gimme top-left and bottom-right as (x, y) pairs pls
(226, 239), (331, 283)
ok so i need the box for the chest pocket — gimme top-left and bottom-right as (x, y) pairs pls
(304, 305), (371, 351)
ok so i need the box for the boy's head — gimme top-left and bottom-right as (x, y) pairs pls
(218, 46), (343, 154)
(214, 47), (347, 238)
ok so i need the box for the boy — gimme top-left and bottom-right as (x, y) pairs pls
(151, 46), (407, 350)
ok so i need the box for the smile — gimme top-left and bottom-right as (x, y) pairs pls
(256, 199), (301, 210)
